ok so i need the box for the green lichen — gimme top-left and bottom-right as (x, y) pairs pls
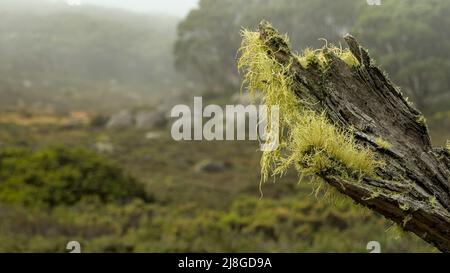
(429, 196), (437, 209)
(402, 214), (413, 227)
(405, 97), (414, 107)
(399, 202), (410, 211)
(237, 25), (378, 193)
(416, 115), (427, 126)
(362, 189), (382, 201)
(375, 137), (392, 150)
(296, 45), (359, 71)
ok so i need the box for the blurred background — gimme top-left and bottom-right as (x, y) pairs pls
(0, 0), (448, 252)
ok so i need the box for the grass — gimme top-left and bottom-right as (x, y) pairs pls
(0, 192), (437, 253)
(0, 116), (438, 252)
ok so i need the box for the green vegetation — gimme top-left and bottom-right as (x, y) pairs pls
(0, 146), (150, 207)
(0, 123), (437, 252)
(297, 47), (360, 70)
(0, 0), (448, 253)
(176, 0), (450, 114)
(0, 192), (436, 253)
(176, 0), (365, 94)
(354, 0), (450, 110)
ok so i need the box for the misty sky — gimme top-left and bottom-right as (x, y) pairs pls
(51, 0), (199, 16)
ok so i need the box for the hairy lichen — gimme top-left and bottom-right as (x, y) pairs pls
(402, 214), (413, 227)
(362, 189), (382, 201)
(399, 202), (410, 211)
(405, 97), (414, 107)
(296, 46), (359, 71)
(416, 115), (427, 126)
(237, 25), (378, 192)
(446, 140), (450, 151)
(375, 137), (392, 150)
(429, 196), (437, 209)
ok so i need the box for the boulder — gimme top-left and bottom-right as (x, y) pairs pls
(95, 142), (114, 154)
(145, 131), (164, 140)
(194, 159), (231, 173)
(106, 110), (133, 129)
(135, 110), (167, 129)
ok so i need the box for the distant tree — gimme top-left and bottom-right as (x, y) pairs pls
(176, 0), (450, 113)
(349, 0), (450, 110)
(175, 0), (366, 94)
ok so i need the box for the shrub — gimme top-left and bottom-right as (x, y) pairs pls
(89, 114), (110, 128)
(0, 146), (151, 207)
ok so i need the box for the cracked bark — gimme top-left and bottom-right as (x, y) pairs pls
(256, 21), (450, 252)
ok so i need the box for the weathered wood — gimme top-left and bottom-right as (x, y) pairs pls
(257, 21), (450, 252)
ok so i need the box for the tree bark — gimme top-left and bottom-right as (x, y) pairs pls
(256, 21), (450, 252)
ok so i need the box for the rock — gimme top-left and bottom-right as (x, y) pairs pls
(145, 131), (163, 140)
(106, 110), (133, 129)
(95, 142), (115, 154)
(194, 159), (231, 173)
(135, 110), (167, 129)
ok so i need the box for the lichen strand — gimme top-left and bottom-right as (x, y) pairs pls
(416, 115), (427, 126)
(375, 137), (392, 150)
(237, 27), (378, 190)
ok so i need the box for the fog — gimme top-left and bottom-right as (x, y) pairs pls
(77, 0), (198, 16)
(13, 0), (200, 16)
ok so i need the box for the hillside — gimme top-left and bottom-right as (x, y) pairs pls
(0, 0), (180, 111)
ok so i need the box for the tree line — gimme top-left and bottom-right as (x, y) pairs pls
(175, 0), (450, 112)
